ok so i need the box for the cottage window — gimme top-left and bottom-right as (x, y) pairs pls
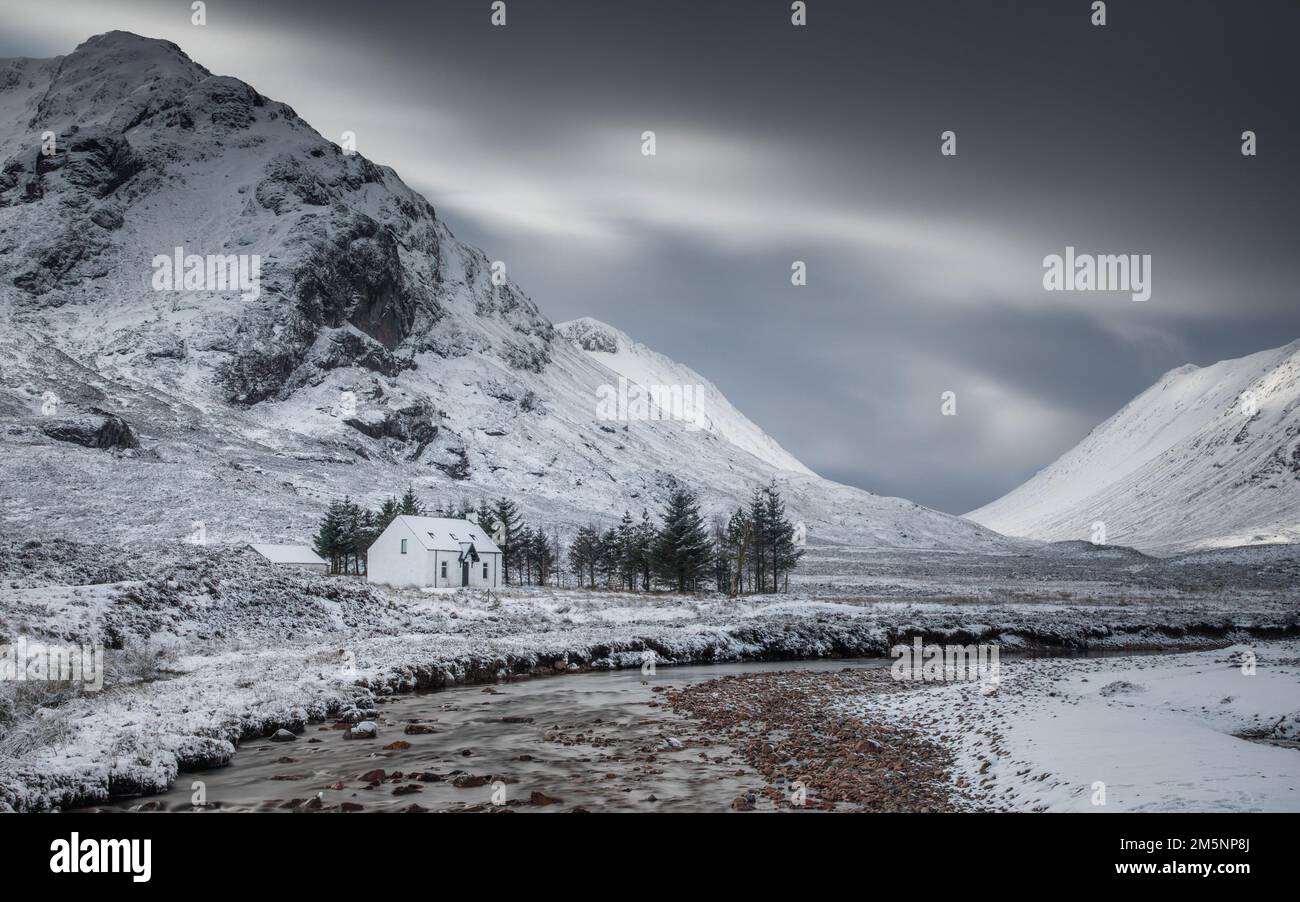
(482, 562), (489, 578)
(441, 561), (447, 579)
(400, 538), (407, 554)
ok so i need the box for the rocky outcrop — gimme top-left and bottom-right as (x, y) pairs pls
(41, 411), (139, 450)
(343, 401), (440, 459)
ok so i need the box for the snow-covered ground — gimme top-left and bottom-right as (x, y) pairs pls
(2, 538), (1297, 812)
(850, 642), (1300, 812)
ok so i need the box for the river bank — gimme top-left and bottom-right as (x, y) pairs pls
(69, 641), (1300, 814)
(4, 542), (1299, 812)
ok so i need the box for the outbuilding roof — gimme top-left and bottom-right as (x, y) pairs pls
(248, 544), (328, 565)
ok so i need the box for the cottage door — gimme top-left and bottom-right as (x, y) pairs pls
(461, 561), (469, 587)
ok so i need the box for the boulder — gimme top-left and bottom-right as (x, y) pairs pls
(42, 412), (139, 450)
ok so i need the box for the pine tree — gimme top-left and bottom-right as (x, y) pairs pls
(634, 509), (656, 591)
(725, 508), (753, 596)
(518, 523), (536, 585)
(377, 497), (401, 530)
(765, 481), (803, 592)
(337, 496), (363, 574)
(598, 527), (621, 588)
(399, 485), (424, 516)
(567, 524), (602, 588)
(615, 511), (638, 591)
(651, 488), (713, 592)
(549, 529), (565, 588)
(476, 505), (499, 543)
(355, 508), (378, 575)
(492, 498), (523, 585)
(710, 515), (731, 594)
(531, 529), (555, 585)
(312, 500), (349, 574)
(747, 486), (769, 593)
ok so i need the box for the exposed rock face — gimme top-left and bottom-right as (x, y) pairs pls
(344, 401), (440, 459)
(41, 412), (139, 450)
(558, 318), (620, 354)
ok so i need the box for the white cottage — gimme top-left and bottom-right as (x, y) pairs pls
(366, 516), (502, 589)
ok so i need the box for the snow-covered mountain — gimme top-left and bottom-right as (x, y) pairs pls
(556, 317), (814, 476)
(967, 341), (1300, 552)
(0, 31), (1015, 552)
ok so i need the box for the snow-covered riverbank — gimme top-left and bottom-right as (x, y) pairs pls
(2, 542), (1298, 812)
(847, 641), (1300, 812)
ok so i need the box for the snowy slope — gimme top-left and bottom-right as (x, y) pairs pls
(967, 341), (1300, 552)
(0, 31), (1015, 552)
(556, 317), (813, 476)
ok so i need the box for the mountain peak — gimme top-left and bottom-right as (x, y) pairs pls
(63, 31), (208, 80)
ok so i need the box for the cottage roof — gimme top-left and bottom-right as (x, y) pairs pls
(393, 516), (502, 554)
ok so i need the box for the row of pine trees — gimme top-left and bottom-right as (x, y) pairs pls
(309, 480), (803, 594)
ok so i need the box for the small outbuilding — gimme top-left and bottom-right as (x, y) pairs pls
(366, 516), (501, 589)
(248, 544), (329, 573)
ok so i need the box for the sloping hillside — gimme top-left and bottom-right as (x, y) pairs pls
(967, 341), (1300, 552)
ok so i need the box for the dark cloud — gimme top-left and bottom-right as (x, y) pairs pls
(4, 0), (1298, 513)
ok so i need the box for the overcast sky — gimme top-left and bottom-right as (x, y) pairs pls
(3, 0), (1298, 513)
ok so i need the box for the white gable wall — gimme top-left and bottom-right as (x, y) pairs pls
(366, 517), (428, 588)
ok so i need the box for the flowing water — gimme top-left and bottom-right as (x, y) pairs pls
(85, 648), (1208, 813)
(90, 658), (897, 813)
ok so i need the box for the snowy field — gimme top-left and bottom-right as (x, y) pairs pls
(1, 538), (1298, 811)
(850, 642), (1300, 812)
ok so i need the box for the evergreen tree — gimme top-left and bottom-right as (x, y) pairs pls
(598, 527), (621, 588)
(518, 523), (536, 585)
(354, 507), (378, 575)
(764, 480), (803, 592)
(633, 509), (657, 591)
(747, 487), (770, 593)
(339, 496), (363, 575)
(651, 488), (713, 592)
(530, 528), (555, 585)
(710, 515), (731, 594)
(567, 524), (602, 588)
(377, 496), (401, 530)
(615, 510), (639, 591)
(549, 529), (565, 588)
(312, 501), (346, 575)
(724, 508), (753, 596)
(492, 498), (523, 584)
(399, 485), (424, 516)
(476, 505), (499, 543)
